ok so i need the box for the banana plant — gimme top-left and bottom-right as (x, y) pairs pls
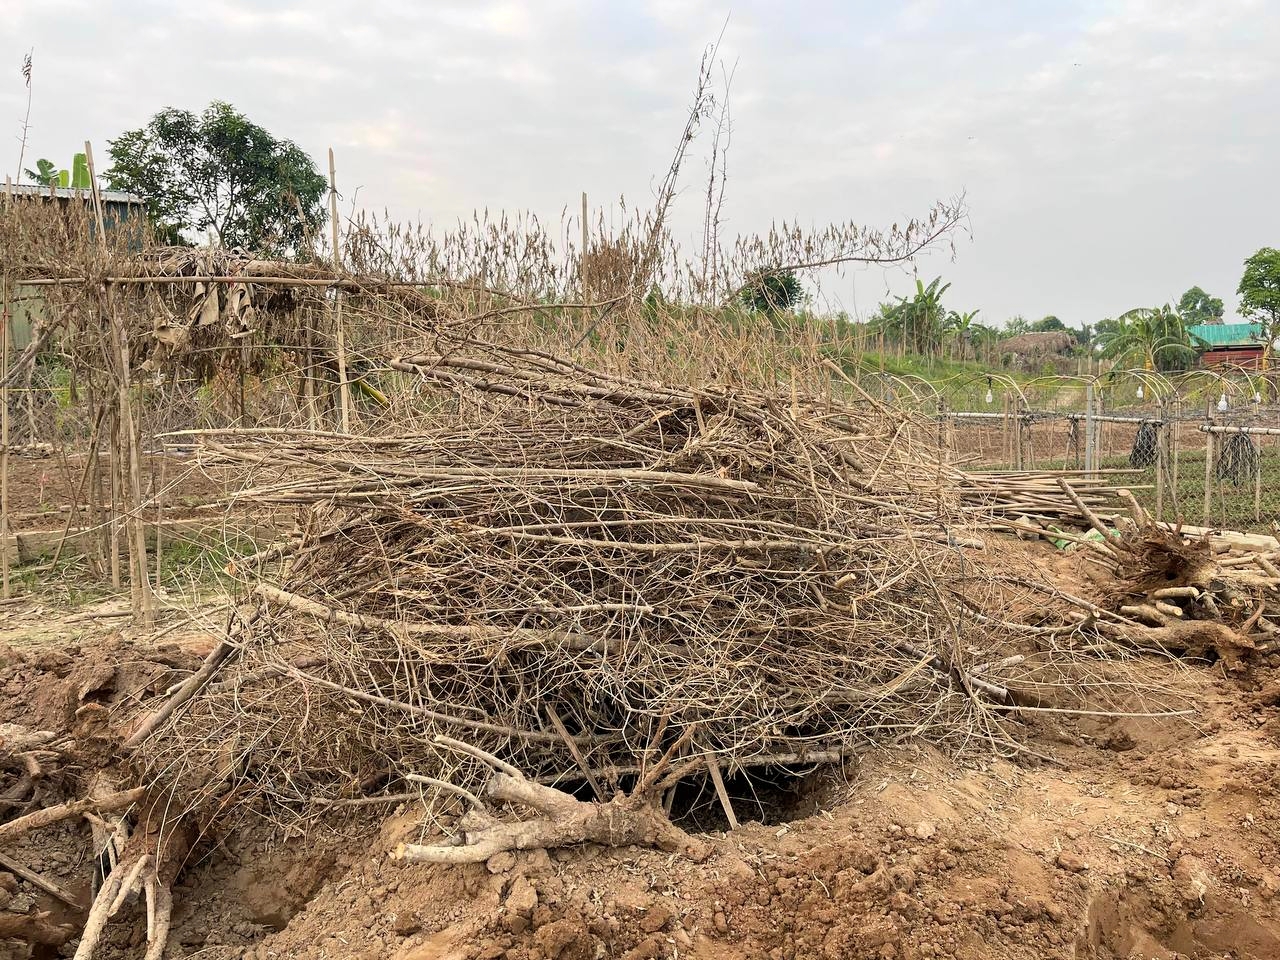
(71, 153), (90, 189)
(22, 153), (92, 189)
(23, 158), (58, 185)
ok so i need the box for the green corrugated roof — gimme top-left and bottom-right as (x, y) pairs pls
(1188, 322), (1263, 347)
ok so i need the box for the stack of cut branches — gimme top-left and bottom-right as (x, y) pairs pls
(129, 345), (1189, 862)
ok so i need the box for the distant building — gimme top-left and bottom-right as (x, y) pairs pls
(2, 183), (146, 350)
(3, 182), (144, 225)
(1188, 322), (1267, 369)
(1001, 330), (1076, 361)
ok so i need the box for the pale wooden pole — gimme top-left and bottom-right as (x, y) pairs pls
(1, 177), (10, 598)
(154, 453), (166, 592)
(1001, 393), (1011, 466)
(329, 149), (351, 433)
(108, 413), (121, 591)
(580, 191), (589, 296)
(86, 141), (152, 624)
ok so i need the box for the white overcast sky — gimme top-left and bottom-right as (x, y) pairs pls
(3, 0), (1277, 327)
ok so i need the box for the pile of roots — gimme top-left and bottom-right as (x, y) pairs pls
(130, 345), (1187, 845)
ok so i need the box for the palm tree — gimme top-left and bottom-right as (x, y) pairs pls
(1096, 305), (1204, 371)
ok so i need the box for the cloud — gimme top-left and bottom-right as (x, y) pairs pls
(1, 0), (1276, 325)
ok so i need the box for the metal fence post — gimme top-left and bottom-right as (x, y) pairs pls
(1155, 415), (1165, 523)
(1256, 434), (1263, 524)
(1084, 384), (1095, 474)
(1203, 424), (1214, 525)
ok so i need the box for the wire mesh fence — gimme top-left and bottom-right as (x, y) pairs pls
(9, 359), (1280, 539)
(929, 393), (1280, 534)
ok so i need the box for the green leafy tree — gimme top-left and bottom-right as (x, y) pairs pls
(1030, 315), (1065, 332)
(1177, 286), (1224, 325)
(1097, 305), (1204, 371)
(104, 101), (327, 252)
(739, 269), (804, 315)
(1002, 315), (1031, 337)
(1238, 249), (1280, 366)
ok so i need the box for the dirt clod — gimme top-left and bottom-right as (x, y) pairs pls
(1055, 851), (1089, 873)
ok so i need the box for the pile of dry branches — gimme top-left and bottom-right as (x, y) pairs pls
(128, 343), (1189, 846)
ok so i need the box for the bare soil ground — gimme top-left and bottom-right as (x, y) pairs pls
(3, 547), (1280, 960)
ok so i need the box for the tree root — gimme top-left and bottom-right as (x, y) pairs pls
(67, 788), (194, 960)
(0, 787), (144, 844)
(392, 733), (712, 865)
(73, 852), (173, 960)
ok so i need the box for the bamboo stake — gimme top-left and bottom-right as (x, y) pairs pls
(0, 203), (9, 599)
(301, 305), (318, 429)
(110, 308), (142, 619)
(109, 415), (121, 591)
(154, 453), (166, 592)
(580, 191), (589, 295)
(1015, 404), (1024, 470)
(329, 148), (351, 433)
(1002, 393), (1011, 466)
(86, 141), (152, 625)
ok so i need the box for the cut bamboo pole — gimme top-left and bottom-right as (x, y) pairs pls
(1015, 404), (1024, 471)
(1002, 393), (1011, 467)
(154, 453), (166, 592)
(109, 416), (121, 591)
(580, 191), (589, 295)
(329, 148), (351, 434)
(110, 305), (145, 621)
(86, 141), (153, 625)
(0, 180), (9, 598)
